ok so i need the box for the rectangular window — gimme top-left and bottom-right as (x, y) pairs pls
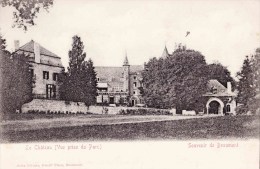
(46, 84), (56, 99)
(226, 105), (231, 112)
(133, 82), (137, 87)
(43, 71), (49, 80)
(53, 85), (56, 98)
(134, 76), (136, 80)
(53, 73), (58, 81)
(29, 69), (34, 78)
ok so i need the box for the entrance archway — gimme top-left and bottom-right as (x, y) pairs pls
(206, 97), (224, 115)
(130, 96), (139, 107)
(209, 101), (220, 114)
(131, 99), (136, 106)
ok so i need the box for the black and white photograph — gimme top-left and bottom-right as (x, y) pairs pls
(0, 0), (259, 168)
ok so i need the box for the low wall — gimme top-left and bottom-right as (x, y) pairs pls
(182, 110), (196, 116)
(22, 99), (174, 115)
(22, 99), (90, 114)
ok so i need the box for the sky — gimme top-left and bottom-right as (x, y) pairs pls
(0, 0), (260, 77)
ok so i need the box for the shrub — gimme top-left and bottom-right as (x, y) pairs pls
(118, 108), (172, 115)
(119, 109), (126, 115)
(236, 105), (248, 115)
(65, 100), (70, 105)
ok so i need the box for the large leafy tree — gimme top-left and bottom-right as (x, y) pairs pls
(207, 62), (236, 89)
(0, 35), (33, 117)
(0, 0), (54, 31)
(59, 35), (97, 106)
(236, 55), (254, 112)
(248, 48), (260, 114)
(142, 46), (209, 112)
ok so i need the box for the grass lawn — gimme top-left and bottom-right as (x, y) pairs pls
(1, 112), (101, 121)
(1, 115), (259, 142)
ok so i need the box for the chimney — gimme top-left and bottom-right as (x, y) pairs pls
(14, 40), (20, 51)
(33, 41), (40, 63)
(227, 82), (232, 93)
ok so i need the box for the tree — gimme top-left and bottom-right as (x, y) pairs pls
(248, 48), (260, 114)
(142, 46), (209, 112)
(0, 35), (33, 116)
(59, 35), (97, 106)
(236, 55), (254, 112)
(207, 62), (236, 89)
(171, 49), (209, 112)
(1, 34), (7, 51)
(0, 0), (54, 31)
(84, 59), (98, 105)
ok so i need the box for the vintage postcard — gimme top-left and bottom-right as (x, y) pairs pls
(0, 0), (259, 169)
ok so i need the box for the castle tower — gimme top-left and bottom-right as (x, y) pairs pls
(123, 53), (130, 93)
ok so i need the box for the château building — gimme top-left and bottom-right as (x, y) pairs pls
(95, 55), (144, 106)
(13, 40), (64, 99)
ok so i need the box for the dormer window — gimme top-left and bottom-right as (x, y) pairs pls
(211, 86), (217, 94)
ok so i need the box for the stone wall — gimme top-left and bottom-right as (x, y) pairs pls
(21, 99), (174, 115)
(182, 110), (196, 116)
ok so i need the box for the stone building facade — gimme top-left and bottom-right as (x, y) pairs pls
(13, 40), (64, 99)
(95, 56), (144, 106)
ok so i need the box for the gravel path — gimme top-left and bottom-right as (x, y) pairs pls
(1, 114), (220, 132)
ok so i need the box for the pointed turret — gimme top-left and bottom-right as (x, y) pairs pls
(123, 52), (129, 66)
(161, 45), (169, 58)
(123, 51), (130, 93)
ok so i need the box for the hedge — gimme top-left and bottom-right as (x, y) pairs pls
(118, 108), (172, 115)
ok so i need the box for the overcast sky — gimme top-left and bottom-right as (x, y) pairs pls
(0, 0), (260, 77)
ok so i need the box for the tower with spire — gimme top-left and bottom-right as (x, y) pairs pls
(123, 52), (130, 93)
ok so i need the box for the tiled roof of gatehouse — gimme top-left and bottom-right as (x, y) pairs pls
(203, 79), (236, 97)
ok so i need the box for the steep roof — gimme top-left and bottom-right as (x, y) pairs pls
(95, 66), (124, 81)
(123, 56), (129, 65)
(203, 79), (236, 97)
(16, 40), (60, 58)
(208, 79), (226, 91)
(95, 65), (144, 81)
(130, 65), (143, 73)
